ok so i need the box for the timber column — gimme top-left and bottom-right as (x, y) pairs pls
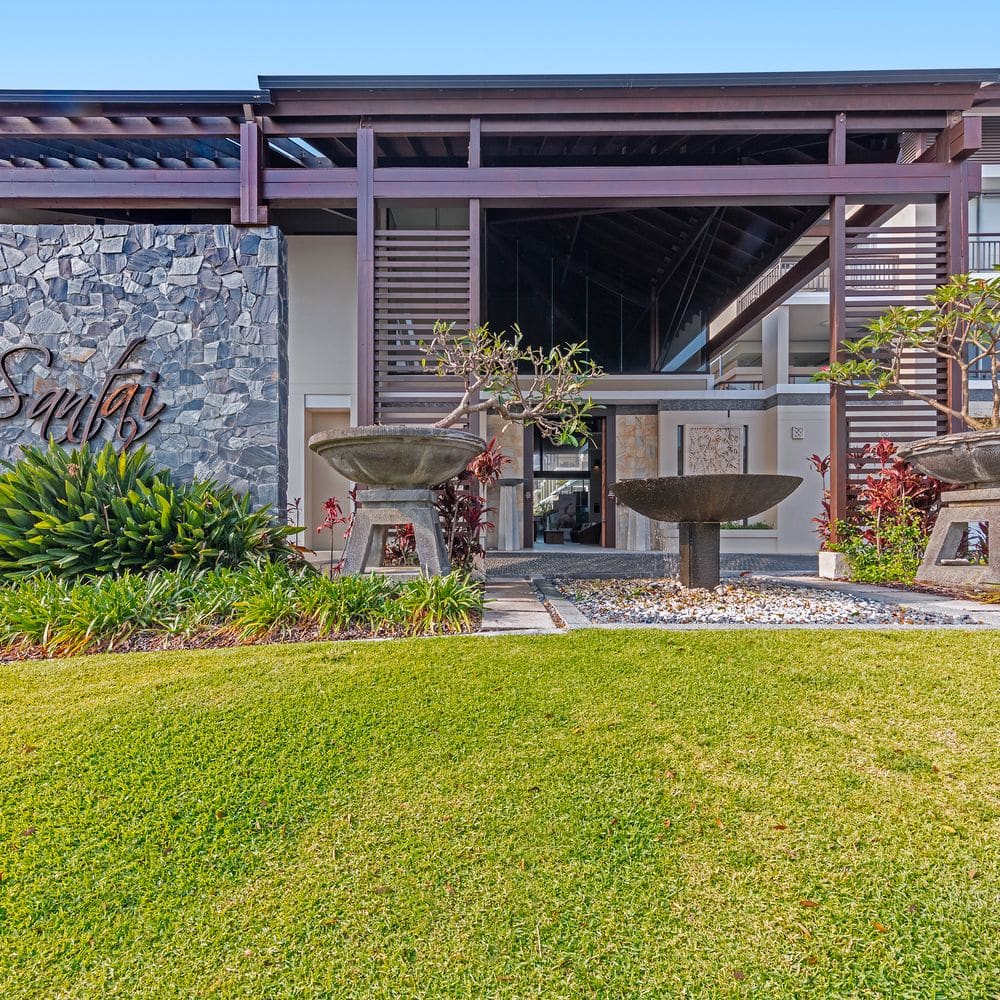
(356, 125), (375, 426)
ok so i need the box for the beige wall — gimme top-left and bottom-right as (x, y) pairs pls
(654, 399), (827, 555)
(484, 415), (526, 549)
(287, 235), (357, 546)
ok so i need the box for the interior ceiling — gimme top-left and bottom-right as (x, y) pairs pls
(488, 202), (826, 333)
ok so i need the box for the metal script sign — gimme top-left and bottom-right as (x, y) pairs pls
(0, 336), (165, 450)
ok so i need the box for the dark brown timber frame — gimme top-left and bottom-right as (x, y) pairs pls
(1, 71), (998, 538)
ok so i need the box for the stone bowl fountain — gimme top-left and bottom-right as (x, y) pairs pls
(308, 425), (487, 576)
(308, 425), (486, 489)
(610, 474), (802, 588)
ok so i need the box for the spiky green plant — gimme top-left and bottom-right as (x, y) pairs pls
(396, 572), (482, 635)
(0, 441), (295, 579)
(300, 573), (401, 635)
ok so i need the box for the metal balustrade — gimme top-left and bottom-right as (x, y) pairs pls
(969, 234), (1000, 272)
(732, 240), (1000, 315)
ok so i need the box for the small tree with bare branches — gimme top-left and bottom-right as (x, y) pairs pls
(815, 274), (1000, 430)
(423, 321), (604, 444)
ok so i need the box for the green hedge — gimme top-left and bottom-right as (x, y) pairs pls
(0, 441), (294, 579)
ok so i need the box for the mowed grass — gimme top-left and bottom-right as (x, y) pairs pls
(1, 631), (999, 998)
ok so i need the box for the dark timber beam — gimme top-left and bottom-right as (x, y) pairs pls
(0, 166), (239, 205)
(266, 82), (982, 118)
(369, 163), (953, 202)
(233, 120), (267, 226)
(0, 115), (242, 137)
(476, 113), (946, 135)
(262, 167), (358, 205)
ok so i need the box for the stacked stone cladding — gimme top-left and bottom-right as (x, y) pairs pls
(0, 223), (288, 512)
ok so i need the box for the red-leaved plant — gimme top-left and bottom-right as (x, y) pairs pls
(808, 438), (942, 551)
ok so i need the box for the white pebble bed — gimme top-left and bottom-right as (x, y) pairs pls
(555, 576), (968, 626)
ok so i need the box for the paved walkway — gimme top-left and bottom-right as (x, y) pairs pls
(481, 579), (559, 633)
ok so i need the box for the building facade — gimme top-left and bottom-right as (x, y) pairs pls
(1, 71), (998, 554)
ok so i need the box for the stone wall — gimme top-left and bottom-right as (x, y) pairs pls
(615, 409), (661, 550)
(0, 224), (288, 512)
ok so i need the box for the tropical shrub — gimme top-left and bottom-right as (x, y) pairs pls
(809, 438), (944, 584)
(395, 572), (482, 634)
(0, 441), (295, 579)
(835, 516), (928, 585)
(300, 572), (402, 635)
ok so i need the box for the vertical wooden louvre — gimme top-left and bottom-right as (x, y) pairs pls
(374, 228), (472, 426)
(842, 224), (949, 491)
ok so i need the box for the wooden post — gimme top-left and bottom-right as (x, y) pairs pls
(468, 117), (481, 169)
(602, 407), (617, 549)
(522, 423), (534, 548)
(232, 120), (267, 226)
(939, 160), (972, 432)
(356, 126), (375, 426)
(828, 111), (847, 167)
(828, 194), (849, 537)
(469, 196), (483, 440)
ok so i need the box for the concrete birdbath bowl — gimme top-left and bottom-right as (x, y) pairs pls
(308, 425), (486, 489)
(610, 473), (803, 589)
(308, 425), (486, 577)
(897, 430), (1000, 487)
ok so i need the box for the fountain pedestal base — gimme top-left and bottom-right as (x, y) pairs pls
(917, 486), (1000, 589)
(678, 522), (722, 589)
(341, 489), (450, 577)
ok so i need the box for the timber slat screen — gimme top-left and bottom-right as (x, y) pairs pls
(373, 228), (472, 426)
(842, 224), (948, 490)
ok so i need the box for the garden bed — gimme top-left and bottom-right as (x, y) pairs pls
(0, 564), (483, 660)
(555, 576), (977, 626)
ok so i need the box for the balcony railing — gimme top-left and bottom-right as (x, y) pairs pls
(736, 258), (829, 312)
(732, 236), (1000, 324)
(969, 234), (1000, 272)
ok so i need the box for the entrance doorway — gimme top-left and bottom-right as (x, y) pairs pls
(528, 415), (611, 547)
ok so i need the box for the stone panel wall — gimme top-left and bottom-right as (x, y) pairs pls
(0, 224), (288, 512)
(615, 411), (661, 550)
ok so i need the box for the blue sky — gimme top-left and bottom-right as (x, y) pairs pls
(2, 0), (996, 90)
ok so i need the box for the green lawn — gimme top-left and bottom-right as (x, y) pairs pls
(1, 631), (999, 998)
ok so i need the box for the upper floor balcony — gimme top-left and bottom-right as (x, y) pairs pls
(736, 235), (1000, 316)
(970, 233), (1000, 272)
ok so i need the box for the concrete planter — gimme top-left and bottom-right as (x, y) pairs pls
(818, 550), (852, 580)
(898, 430), (1000, 487)
(307, 424), (487, 577)
(308, 424), (486, 488)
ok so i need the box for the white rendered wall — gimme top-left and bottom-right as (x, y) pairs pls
(286, 236), (357, 542)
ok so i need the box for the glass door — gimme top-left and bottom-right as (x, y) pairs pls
(530, 418), (605, 546)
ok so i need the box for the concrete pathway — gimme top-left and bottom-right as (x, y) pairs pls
(481, 579), (559, 633)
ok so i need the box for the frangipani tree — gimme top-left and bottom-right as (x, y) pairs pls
(423, 321), (604, 444)
(814, 274), (1000, 431)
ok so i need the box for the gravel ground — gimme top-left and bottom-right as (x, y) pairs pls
(554, 576), (974, 626)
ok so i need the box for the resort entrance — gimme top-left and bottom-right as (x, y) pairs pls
(526, 415), (611, 548)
